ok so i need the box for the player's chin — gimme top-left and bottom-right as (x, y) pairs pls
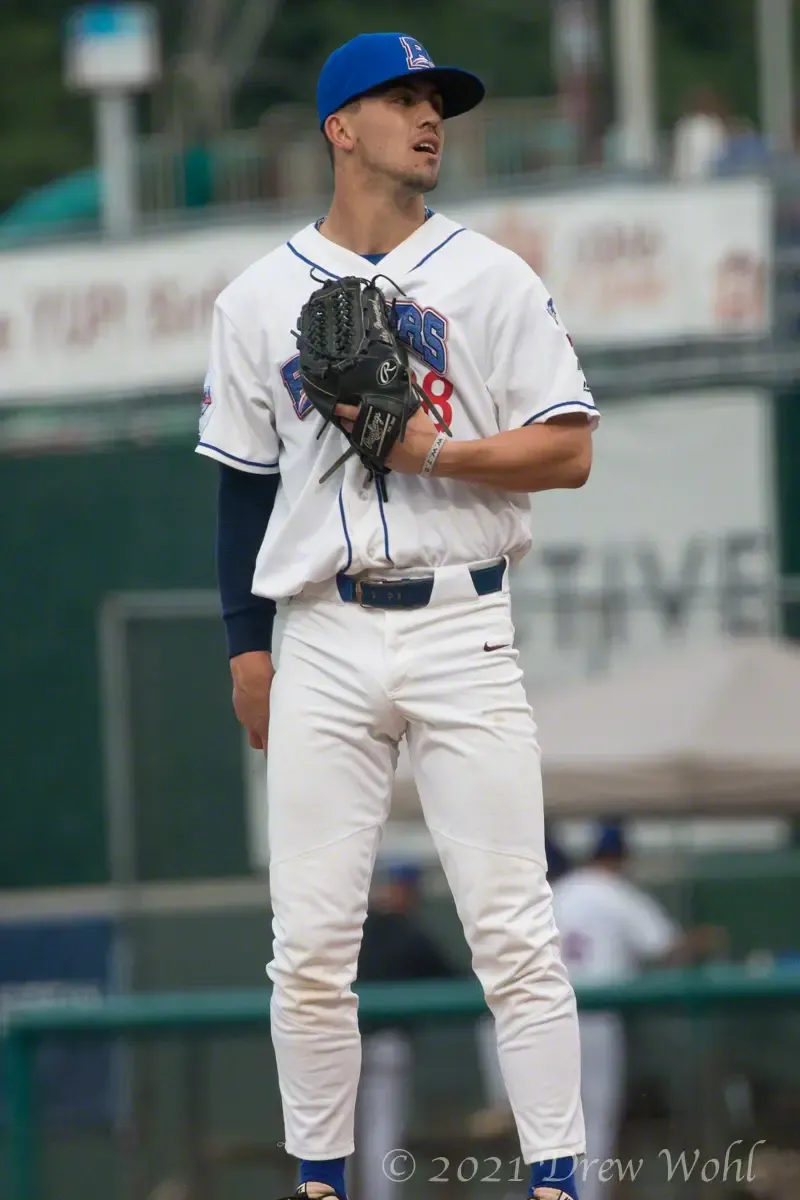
(398, 161), (441, 193)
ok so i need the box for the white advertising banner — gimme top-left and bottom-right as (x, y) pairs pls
(459, 180), (771, 347)
(0, 179), (770, 404)
(0, 220), (296, 405)
(511, 388), (777, 692)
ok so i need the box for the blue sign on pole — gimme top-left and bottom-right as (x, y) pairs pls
(0, 918), (121, 1128)
(67, 4), (153, 41)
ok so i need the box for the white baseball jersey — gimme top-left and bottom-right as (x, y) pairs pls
(196, 212), (599, 601)
(552, 866), (680, 984)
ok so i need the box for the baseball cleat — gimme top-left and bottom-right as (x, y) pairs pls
(277, 1187), (343, 1200)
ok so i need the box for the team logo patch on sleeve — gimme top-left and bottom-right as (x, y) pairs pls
(546, 296), (575, 347)
(281, 354), (314, 419)
(400, 36), (435, 70)
(199, 375), (213, 434)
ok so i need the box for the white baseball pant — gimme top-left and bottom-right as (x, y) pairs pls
(265, 561), (585, 1165)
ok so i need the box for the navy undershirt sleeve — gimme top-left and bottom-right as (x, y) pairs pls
(216, 465), (279, 657)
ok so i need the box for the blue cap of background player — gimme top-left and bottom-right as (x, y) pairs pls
(316, 33), (485, 129)
(544, 833), (571, 883)
(592, 821), (628, 859)
(384, 861), (422, 886)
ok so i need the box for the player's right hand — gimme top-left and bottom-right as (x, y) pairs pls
(230, 650), (275, 752)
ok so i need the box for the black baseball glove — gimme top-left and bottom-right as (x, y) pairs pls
(294, 275), (443, 496)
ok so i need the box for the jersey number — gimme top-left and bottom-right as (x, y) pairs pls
(413, 367), (454, 433)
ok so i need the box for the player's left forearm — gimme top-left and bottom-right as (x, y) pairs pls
(433, 420), (592, 493)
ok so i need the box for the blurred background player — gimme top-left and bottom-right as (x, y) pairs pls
(472, 823), (726, 1200)
(355, 861), (457, 1200)
(670, 86), (730, 180)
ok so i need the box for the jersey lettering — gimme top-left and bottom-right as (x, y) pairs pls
(281, 355), (313, 419)
(396, 301), (447, 374)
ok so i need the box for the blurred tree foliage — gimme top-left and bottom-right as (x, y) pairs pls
(655, 0), (759, 125)
(0, 0), (798, 215)
(0, 0), (93, 213)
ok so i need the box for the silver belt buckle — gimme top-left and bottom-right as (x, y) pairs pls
(354, 579), (368, 606)
(354, 577), (400, 607)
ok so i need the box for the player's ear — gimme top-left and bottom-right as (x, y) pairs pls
(324, 110), (356, 157)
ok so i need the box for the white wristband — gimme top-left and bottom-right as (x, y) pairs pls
(421, 432), (448, 478)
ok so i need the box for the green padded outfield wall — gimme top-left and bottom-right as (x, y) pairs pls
(0, 408), (247, 888)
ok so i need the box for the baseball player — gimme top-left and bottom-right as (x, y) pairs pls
(197, 30), (599, 1200)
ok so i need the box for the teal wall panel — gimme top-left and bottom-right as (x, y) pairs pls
(0, 436), (239, 887)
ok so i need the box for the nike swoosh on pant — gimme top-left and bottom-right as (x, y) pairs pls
(483, 642), (510, 651)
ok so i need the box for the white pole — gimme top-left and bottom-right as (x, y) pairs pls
(756, 0), (794, 153)
(611, 0), (658, 169)
(95, 91), (138, 239)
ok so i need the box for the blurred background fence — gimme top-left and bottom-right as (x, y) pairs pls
(4, 2), (800, 1199)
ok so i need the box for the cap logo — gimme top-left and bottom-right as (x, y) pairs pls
(400, 36), (434, 70)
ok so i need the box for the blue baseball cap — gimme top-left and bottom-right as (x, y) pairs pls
(316, 32), (485, 129)
(383, 861), (422, 886)
(593, 822), (628, 858)
(544, 834), (571, 882)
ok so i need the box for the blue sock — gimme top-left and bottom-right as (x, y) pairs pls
(299, 1158), (347, 1199)
(529, 1156), (579, 1198)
